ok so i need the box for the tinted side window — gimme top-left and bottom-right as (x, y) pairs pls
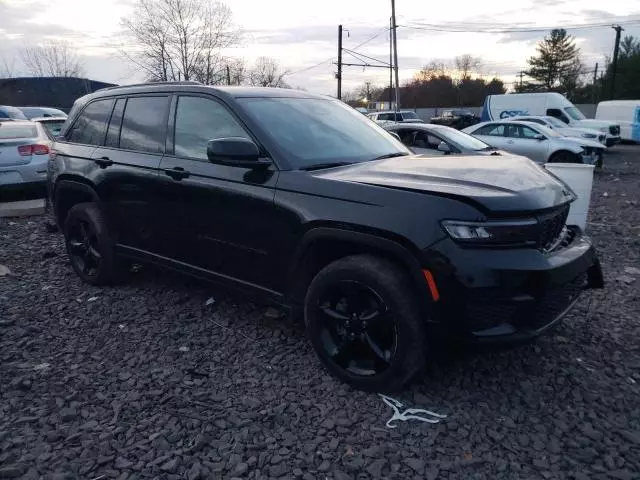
(477, 124), (505, 136)
(547, 108), (569, 123)
(119, 96), (169, 153)
(66, 99), (114, 145)
(105, 98), (126, 148)
(174, 96), (249, 161)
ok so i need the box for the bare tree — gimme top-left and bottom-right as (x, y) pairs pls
(454, 54), (482, 80)
(414, 60), (447, 83)
(21, 40), (85, 77)
(248, 57), (289, 87)
(0, 54), (17, 78)
(121, 0), (240, 84)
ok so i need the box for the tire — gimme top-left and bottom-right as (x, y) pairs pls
(548, 151), (581, 163)
(304, 254), (426, 392)
(63, 202), (120, 285)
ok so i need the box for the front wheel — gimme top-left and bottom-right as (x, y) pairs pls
(548, 151), (582, 163)
(304, 255), (427, 392)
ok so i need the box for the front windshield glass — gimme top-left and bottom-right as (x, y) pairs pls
(437, 127), (490, 150)
(545, 116), (568, 128)
(565, 106), (586, 120)
(239, 98), (410, 169)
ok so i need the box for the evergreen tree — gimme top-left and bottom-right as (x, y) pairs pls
(526, 29), (582, 91)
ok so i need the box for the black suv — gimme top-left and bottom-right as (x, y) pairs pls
(48, 83), (604, 391)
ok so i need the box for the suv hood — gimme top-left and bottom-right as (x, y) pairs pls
(315, 154), (575, 213)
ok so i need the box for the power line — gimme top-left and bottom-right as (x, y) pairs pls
(342, 48), (390, 66)
(349, 27), (392, 51)
(287, 57), (333, 76)
(401, 19), (640, 33)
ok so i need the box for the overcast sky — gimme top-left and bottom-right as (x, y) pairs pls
(1, 0), (639, 95)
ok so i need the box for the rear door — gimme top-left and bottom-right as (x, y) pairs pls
(91, 95), (170, 253)
(157, 93), (280, 290)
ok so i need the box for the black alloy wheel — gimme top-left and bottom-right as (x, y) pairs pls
(67, 219), (102, 279)
(316, 280), (397, 377)
(305, 255), (426, 392)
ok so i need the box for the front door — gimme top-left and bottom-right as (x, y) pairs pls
(157, 94), (280, 291)
(503, 123), (548, 163)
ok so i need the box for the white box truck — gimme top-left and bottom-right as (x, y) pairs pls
(595, 100), (640, 142)
(481, 92), (621, 147)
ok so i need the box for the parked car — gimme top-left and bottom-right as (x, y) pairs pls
(481, 92), (621, 146)
(595, 100), (640, 142)
(0, 105), (28, 121)
(511, 115), (606, 145)
(384, 122), (507, 157)
(367, 110), (424, 124)
(32, 116), (68, 137)
(463, 120), (605, 166)
(429, 109), (480, 130)
(0, 120), (54, 197)
(17, 106), (68, 120)
(48, 83), (604, 391)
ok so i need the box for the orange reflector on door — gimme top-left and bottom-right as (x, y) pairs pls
(422, 269), (440, 302)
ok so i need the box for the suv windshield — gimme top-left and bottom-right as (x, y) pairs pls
(440, 128), (491, 150)
(565, 107), (586, 121)
(239, 98), (410, 169)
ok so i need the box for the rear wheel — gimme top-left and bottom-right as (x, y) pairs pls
(304, 255), (426, 392)
(63, 202), (120, 285)
(549, 151), (581, 163)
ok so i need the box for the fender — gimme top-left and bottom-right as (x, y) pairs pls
(287, 226), (434, 311)
(54, 178), (99, 202)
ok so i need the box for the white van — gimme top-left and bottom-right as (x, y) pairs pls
(595, 100), (640, 142)
(481, 92), (621, 146)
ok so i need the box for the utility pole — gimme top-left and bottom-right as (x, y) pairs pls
(517, 71), (525, 90)
(391, 0), (400, 112)
(610, 25), (623, 100)
(389, 16), (393, 108)
(226, 65), (231, 86)
(365, 81), (371, 102)
(337, 25), (343, 100)
(592, 62), (599, 103)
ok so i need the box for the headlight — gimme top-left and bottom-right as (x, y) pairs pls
(441, 219), (538, 246)
(581, 133), (597, 138)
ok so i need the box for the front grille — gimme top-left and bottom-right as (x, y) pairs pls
(537, 205), (570, 251)
(609, 125), (620, 135)
(598, 135), (606, 142)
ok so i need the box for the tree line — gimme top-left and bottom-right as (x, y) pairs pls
(343, 55), (507, 109)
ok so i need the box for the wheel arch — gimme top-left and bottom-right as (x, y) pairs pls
(53, 177), (99, 227)
(285, 226), (433, 313)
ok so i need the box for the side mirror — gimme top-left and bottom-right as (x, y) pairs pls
(437, 141), (451, 153)
(534, 134), (545, 141)
(207, 137), (270, 168)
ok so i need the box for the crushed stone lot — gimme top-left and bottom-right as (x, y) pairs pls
(1, 146), (639, 480)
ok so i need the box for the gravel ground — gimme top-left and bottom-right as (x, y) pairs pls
(1, 146), (639, 480)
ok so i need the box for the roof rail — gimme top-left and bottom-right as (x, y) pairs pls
(97, 80), (203, 92)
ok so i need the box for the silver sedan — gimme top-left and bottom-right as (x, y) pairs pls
(462, 120), (605, 165)
(0, 120), (54, 196)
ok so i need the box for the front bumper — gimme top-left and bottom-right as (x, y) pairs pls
(606, 136), (621, 147)
(424, 227), (603, 344)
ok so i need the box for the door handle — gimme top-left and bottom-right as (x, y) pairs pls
(94, 156), (113, 168)
(164, 167), (190, 180)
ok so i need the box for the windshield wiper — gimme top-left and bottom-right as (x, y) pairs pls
(372, 152), (410, 160)
(300, 161), (355, 171)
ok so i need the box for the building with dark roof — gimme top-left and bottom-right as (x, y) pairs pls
(0, 77), (117, 113)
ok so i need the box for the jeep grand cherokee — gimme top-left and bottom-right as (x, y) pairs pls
(48, 83), (604, 391)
